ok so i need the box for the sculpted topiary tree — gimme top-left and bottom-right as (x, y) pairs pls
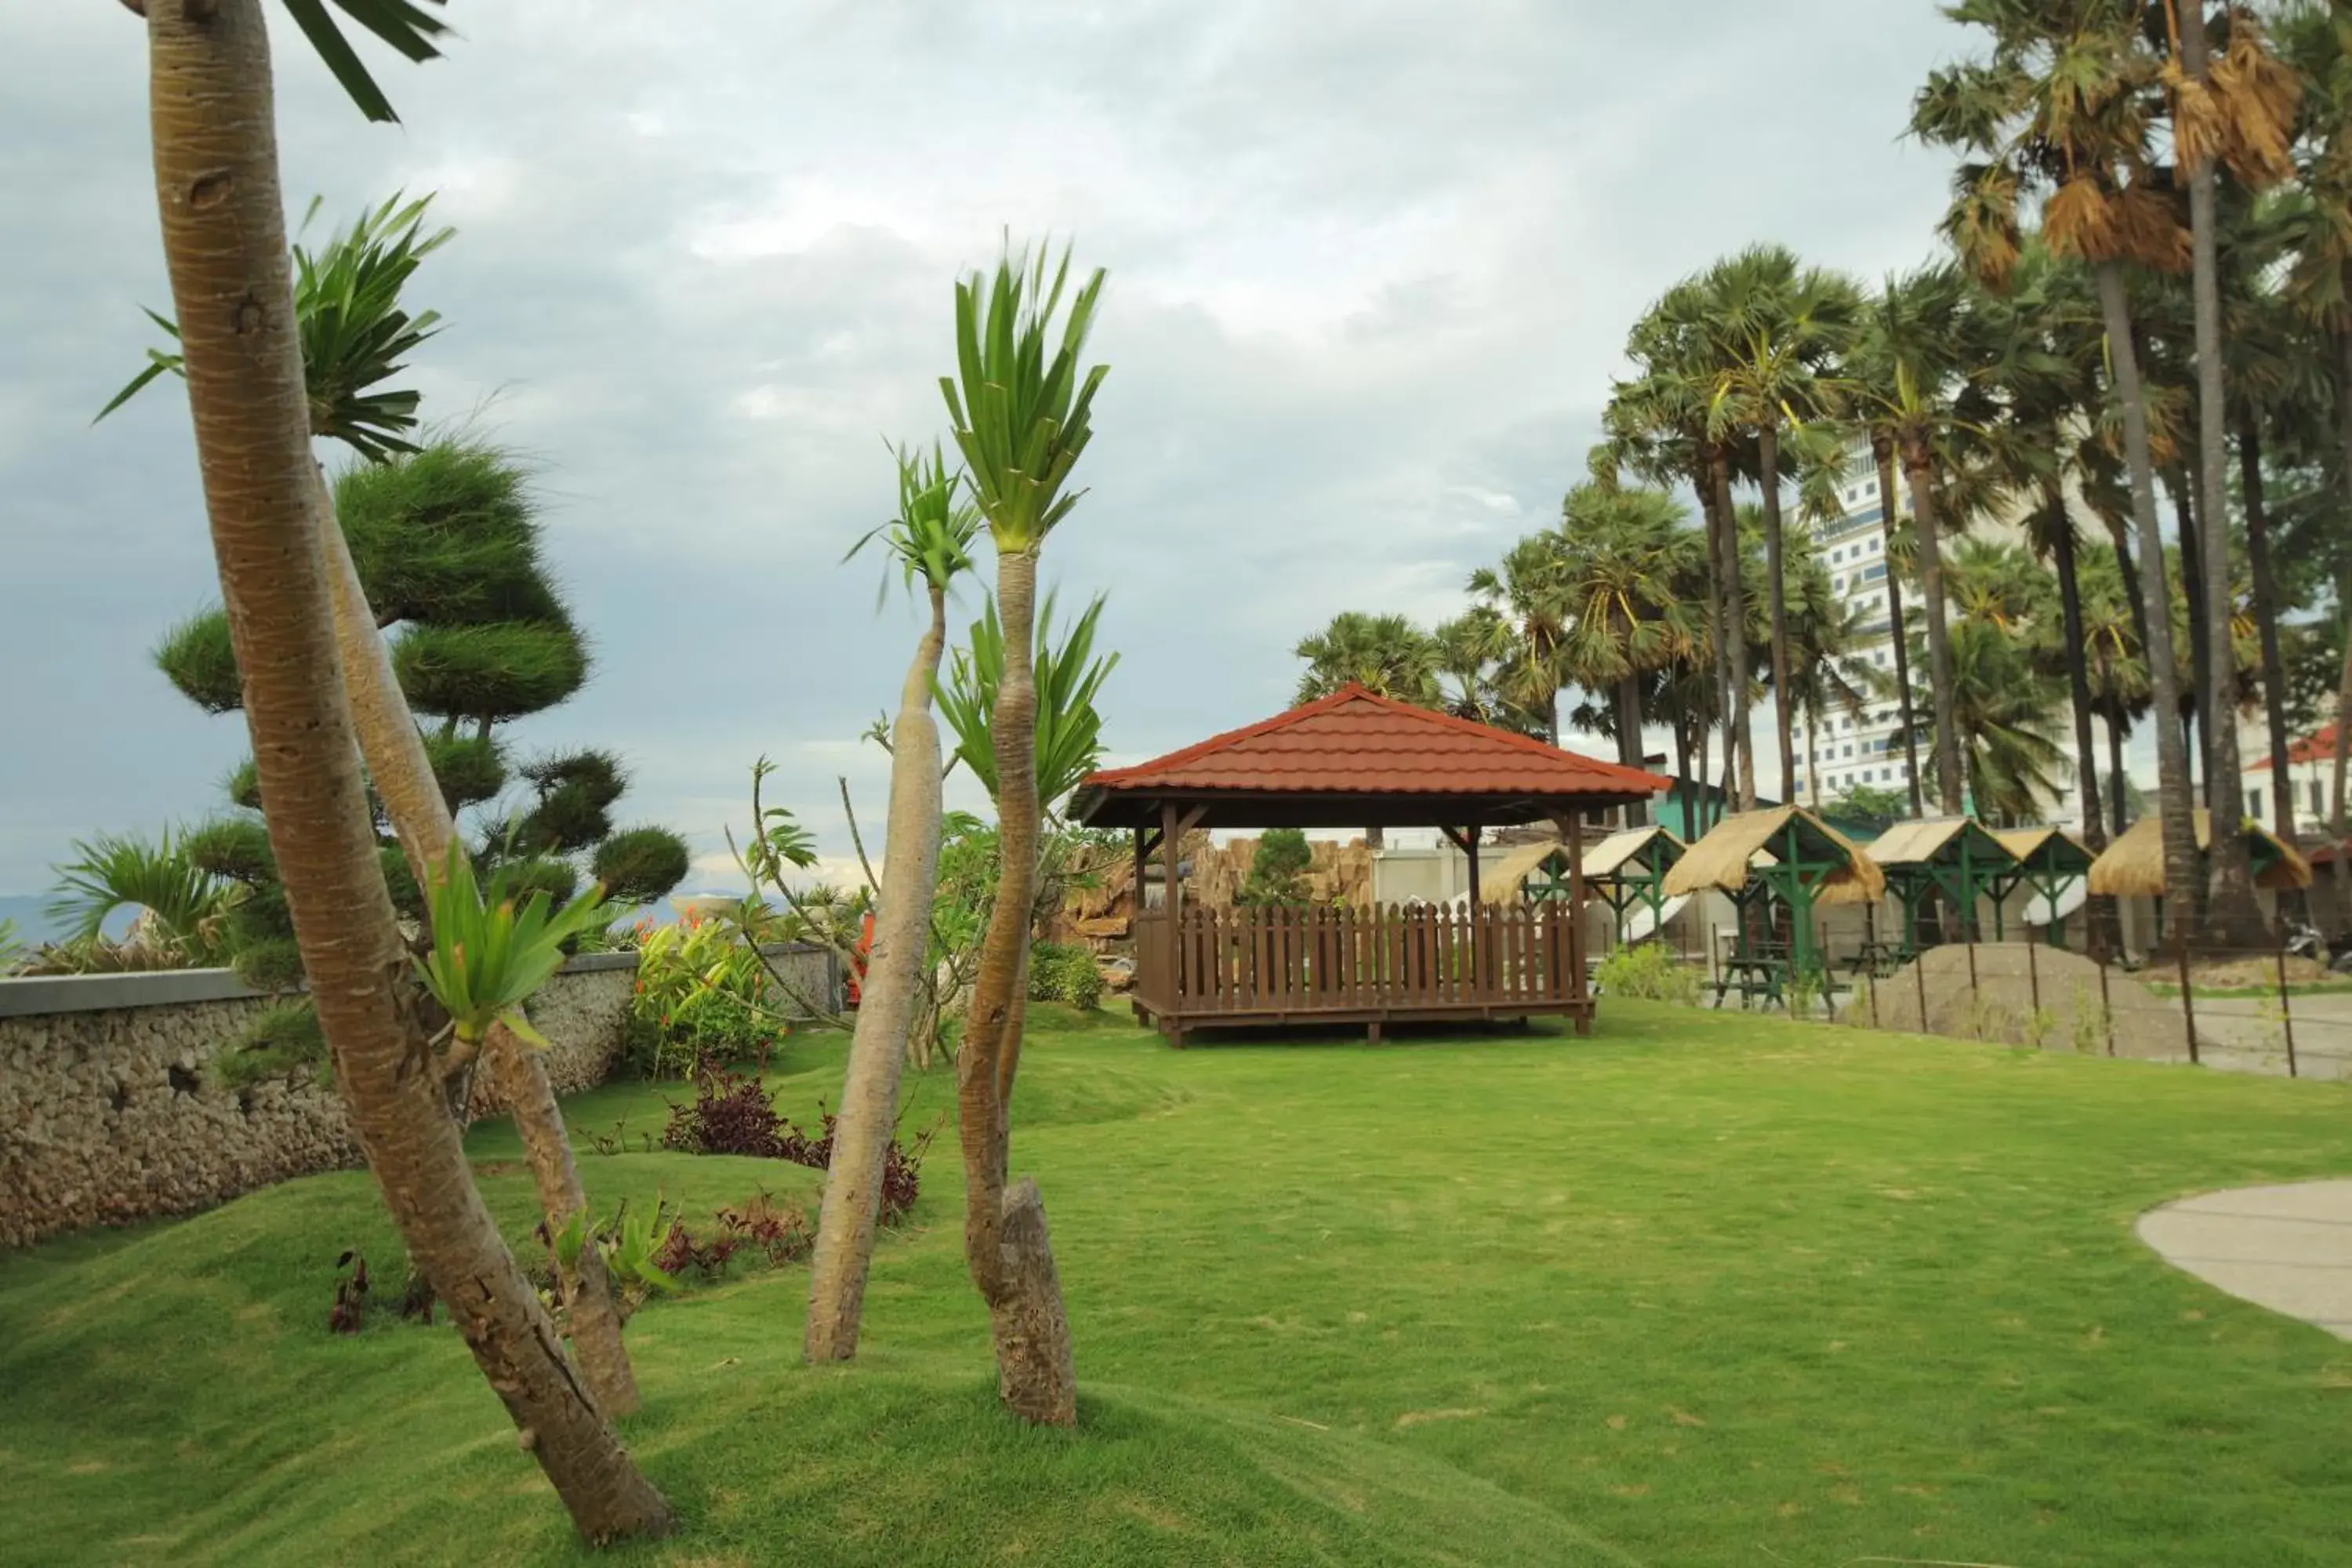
(122, 0), (668, 1537)
(804, 444), (980, 1364)
(938, 242), (1107, 1426)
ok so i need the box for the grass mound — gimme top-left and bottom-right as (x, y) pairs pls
(5, 1002), (2351, 1564)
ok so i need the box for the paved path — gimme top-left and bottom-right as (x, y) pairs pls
(2137, 1181), (2352, 1339)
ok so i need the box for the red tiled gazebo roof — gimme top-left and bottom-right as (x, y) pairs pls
(1069, 684), (1672, 830)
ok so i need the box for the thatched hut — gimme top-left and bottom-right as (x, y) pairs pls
(1864, 817), (2019, 954)
(2087, 811), (2314, 898)
(1661, 808), (1884, 998)
(1990, 826), (2095, 948)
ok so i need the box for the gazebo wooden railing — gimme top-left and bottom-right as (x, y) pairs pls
(1130, 901), (1588, 1045)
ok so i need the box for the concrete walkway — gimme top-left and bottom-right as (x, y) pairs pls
(2137, 1181), (2352, 1340)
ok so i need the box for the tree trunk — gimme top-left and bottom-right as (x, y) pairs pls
(1759, 422), (1795, 805)
(1615, 669), (1649, 828)
(954, 549), (1076, 1425)
(1697, 466), (1737, 815)
(146, 0), (667, 1539)
(2239, 416), (2297, 845)
(1877, 443), (1925, 818)
(2096, 259), (2200, 941)
(2168, 466), (2218, 804)
(318, 485), (640, 1417)
(2048, 492), (2117, 956)
(1900, 445), (1963, 815)
(1713, 454), (1755, 808)
(805, 586), (949, 1363)
(2180, 0), (2266, 945)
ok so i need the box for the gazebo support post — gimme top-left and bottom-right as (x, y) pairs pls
(1568, 814), (1589, 1035)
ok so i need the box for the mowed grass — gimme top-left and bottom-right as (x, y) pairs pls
(4, 1003), (2351, 1566)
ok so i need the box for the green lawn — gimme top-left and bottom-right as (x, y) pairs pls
(4, 1002), (2350, 1566)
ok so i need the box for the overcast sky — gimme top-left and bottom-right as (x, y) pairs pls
(0, 1), (1965, 902)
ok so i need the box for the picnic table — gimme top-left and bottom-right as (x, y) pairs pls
(1846, 938), (1902, 979)
(1712, 942), (1790, 1008)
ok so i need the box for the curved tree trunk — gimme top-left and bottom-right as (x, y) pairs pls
(318, 488), (639, 1417)
(955, 549), (1076, 1425)
(145, 0), (667, 1539)
(1759, 422), (1795, 806)
(1712, 454), (1755, 808)
(2096, 260), (2199, 942)
(2181, 5), (2267, 945)
(1900, 443), (1962, 815)
(1696, 465), (1737, 815)
(1876, 444), (1925, 818)
(2168, 466), (2217, 806)
(806, 586), (950, 1363)
(2332, 327), (2352, 915)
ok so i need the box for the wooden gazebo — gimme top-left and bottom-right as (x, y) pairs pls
(1991, 826), (2095, 949)
(1068, 684), (1670, 1045)
(1659, 807), (1883, 1005)
(1867, 817), (2020, 956)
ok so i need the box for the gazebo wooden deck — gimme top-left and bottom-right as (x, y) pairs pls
(1068, 684), (1670, 1046)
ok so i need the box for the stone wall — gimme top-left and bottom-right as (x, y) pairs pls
(0, 956), (635, 1250)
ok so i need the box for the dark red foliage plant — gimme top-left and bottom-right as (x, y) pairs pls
(660, 1068), (937, 1224)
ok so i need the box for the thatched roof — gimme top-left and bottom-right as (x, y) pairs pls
(2088, 810), (2315, 897)
(1477, 837), (1570, 905)
(1867, 816), (2016, 871)
(1994, 826), (2094, 877)
(1581, 823), (1684, 882)
(1659, 806), (1886, 905)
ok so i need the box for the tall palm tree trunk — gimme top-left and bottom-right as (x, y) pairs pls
(2180, 0), (2267, 944)
(807, 585), (949, 1363)
(2238, 419), (2297, 843)
(1900, 441), (1963, 815)
(2168, 466), (2217, 802)
(954, 548), (1076, 1425)
(2095, 260), (2200, 940)
(2046, 493), (2115, 956)
(1697, 470), (1737, 813)
(1877, 444), (1926, 817)
(1759, 423), (1795, 804)
(319, 492), (637, 1417)
(145, 0), (667, 1538)
(2332, 328), (2352, 913)
(1712, 455), (1755, 808)
(1615, 670), (1649, 826)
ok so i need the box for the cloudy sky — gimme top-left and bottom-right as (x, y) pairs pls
(0, 0), (1965, 904)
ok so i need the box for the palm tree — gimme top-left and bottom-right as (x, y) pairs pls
(1293, 612), (1439, 707)
(2277, 0), (2352, 882)
(938, 241), (1105, 1428)
(1914, 0), (2201, 939)
(1846, 263), (1976, 814)
(1554, 473), (1702, 787)
(1430, 606), (1516, 727)
(133, 0), (668, 1536)
(1467, 536), (1573, 742)
(2167, 2), (2302, 941)
(1610, 282), (1758, 805)
(807, 443), (981, 1366)
(1941, 538), (2074, 823)
(1700, 246), (1860, 804)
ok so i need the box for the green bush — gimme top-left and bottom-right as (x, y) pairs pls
(1028, 942), (1105, 1011)
(215, 1001), (329, 1088)
(1594, 941), (1700, 1004)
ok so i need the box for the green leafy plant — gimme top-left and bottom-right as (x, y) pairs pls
(216, 1001), (332, 1089)
(0, 918), (21, 974)
(46, 829), (234, 961)
(549, 1200), (681, 1324)
(1237, 829), (1315, 906)
(415, 845), (608, 1050)
(1594, 942), (1701, 1005)
(625, 915), (782, 1080)
(935, 589), (1118, 813)
(1027, 942), (1105, 1011)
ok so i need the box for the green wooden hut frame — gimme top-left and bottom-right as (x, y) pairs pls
(1864, 818), (2020, 959)
(1989, 826), (2094, 949)
(1578, 825), (1686, 945)
(1660, 807), (1883, 1004)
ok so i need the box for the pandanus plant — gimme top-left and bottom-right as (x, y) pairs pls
(938, 241), (1107, 1426)
(123, 0), (668, 1537)
(106, 184), (652, 1417)
(804, 442), (981, 1365)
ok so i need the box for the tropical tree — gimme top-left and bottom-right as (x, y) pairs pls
(1292, 611), (1439, 707)
(1700, 245), (1860, 803)
(1913, 0), (2201, 938)
(46, 829), (234, 962)
(1554, 472), (1702, 781)
(1429, 605), (1517, 728)
(1467, 536), (1574, 742)
(2167, 0), (2302, 939)
(127, 0), (668, 1536)
(1939, 538), (2075, 823)
(936, 241), (1106, 1426)
(806, 443), (981, 1365)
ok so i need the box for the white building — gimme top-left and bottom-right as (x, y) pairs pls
(1788, 450), (1921, 804)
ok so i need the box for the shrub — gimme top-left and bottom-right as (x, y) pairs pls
(626, 916), (783, 1078)
(1237, 828), (1313, 906)
(1028, 941), (1105, 1010)
(1595, 941), (1700, 1004)
(659, 1069), (935, 1224)
(216, 1000), (328, 1088)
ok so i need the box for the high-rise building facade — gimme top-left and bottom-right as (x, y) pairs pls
(1788, 450), (1917, 804)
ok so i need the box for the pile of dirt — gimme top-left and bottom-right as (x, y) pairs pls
(2186, 954), (2333, 990)
(1842, 943), (2212, 1061)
